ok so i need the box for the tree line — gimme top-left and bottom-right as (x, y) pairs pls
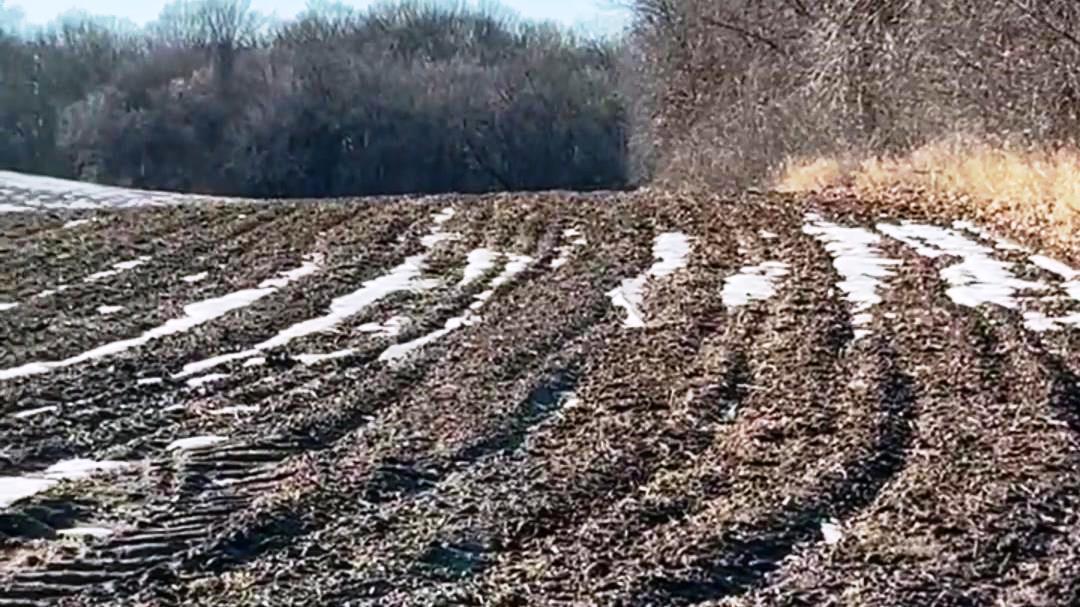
(629, 0), (1080, 189)
(0, 0), (629, 197)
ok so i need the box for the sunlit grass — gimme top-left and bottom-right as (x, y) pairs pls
(775, 136), (1080, 258)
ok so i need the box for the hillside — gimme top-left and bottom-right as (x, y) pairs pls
(1, 173), (1080, 605)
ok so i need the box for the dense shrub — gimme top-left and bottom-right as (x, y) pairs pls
(0, 0), (628, 197)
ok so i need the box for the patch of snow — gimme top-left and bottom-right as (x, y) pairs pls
(12, 405), (59, 419)
(0, 257), (321, 381)
(0, 170), (225, 212)
(608, 232), (692, 328)
(256, 258), (321, 289)
(0, 477), (57, 509)
(97, 305), (124, 315)
(470, 254), (535, 310)
(382, 251), (535, 363)
(760, 230), (779, 239)
(176, 209), (455, 378)
(432, 207), (455, 225)
(1030, 255), (1079, 281)
(821, 519), (844, 545)
(137, 377), (163, 386)
(1024, 311), (1080, 332)
(953, 220), (1031, 253)
(185, 373), (230, 388)
(804, 216), (900, 339)
(208, 405), (259, 416)
(166, 436), (226, 451)
(182, 272), (209, 284)
(0, 458), (129, 508)
(296, 349), (358, 366)
(357, 316), (409, 337)
(44, 459), (128, 478)
(0, 302), (17, 311)
(722, 261), (790, 307)
(878, 222), (1046, 309)
(551, 227), (588, 269)
(242, 357), (266, 368)
(84, 256), (151, 283)
(460, 248), (499, 286)
(63, 218), (93, 229)
(58, 526), (113, 539)
(379, 314), (480, 363)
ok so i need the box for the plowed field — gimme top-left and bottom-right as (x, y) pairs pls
(1, 174), (1079, 606)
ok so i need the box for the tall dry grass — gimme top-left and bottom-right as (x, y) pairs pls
(775, 137), (1080, 259)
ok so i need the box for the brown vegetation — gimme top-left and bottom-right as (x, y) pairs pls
(629, 0), (1080, 193)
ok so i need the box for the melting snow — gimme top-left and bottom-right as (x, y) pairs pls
(358, 316), (409, 337)
(461, 249), (499, 285)
(1030, 255), (1079, 281)
(0, 302), (17, 311)
(136, 377), (163, 386)
(12, 405), (59, 419)
(208, 405), (259, 416)
(551, 228), (588, 269)
(608, 232), (692, 328)
(0, 170), (219, 212)
(379, 315), (479, 363)
(878, 222), (1046, 309)
(0, 459), (129, 508)
(58, 526), (113, 539)
(97, 305), (124, 315)
(0, 258), (321, 381)
(953, 220), (1030, 253)
(821, 519), (844, 545)
(166, 436), (226, 451)
(0, 478), (57, 509)
(63, 219), (93, 229)
(242, 357), (266, 368)
(804, 216), (900, 339)
(382, 252), (535, 363)
(470, 254), (534, 310)
(296, 349), (358, 366)
(1024, 311), (1080, 332)
(723, 261), (790, 307)
(84, 256), (151, 283)
(182, 272), (209, 284)
(185, 373), (230, 388)
(176, 209), (455, 377)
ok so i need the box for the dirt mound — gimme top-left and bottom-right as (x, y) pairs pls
(1, 181), (1078, 606)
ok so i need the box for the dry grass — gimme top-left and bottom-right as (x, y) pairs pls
(775, 137), (1080, 260)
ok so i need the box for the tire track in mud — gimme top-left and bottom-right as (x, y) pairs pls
(0, 197), (630, 600)
(302, 210), (772, 605)
(54, 201), (661, 606)
(4, 191), (1080, 606)
(0, 203), (426, 444)
(162, 202), (804, 605)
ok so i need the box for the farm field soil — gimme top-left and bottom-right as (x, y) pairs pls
(1, 174), (1079, 606)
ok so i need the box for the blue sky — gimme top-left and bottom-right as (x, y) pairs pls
(3, 0), (632, 34)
